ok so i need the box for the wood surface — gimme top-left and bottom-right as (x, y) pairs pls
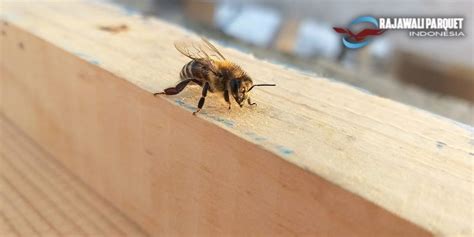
(1, 1), (473, 236)
(393, 50), (474, 101)
(0, 116), (147, 237)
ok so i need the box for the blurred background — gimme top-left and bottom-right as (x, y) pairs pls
(115, 0), (473, 125)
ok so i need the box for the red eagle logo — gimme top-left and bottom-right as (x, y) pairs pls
(333, 27), (386, 42)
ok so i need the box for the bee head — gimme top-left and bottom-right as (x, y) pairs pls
(229, 77), (250, 107)
(229, 76), (276, 107)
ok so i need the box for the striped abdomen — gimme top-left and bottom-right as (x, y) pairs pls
(180, 60), (209, 81)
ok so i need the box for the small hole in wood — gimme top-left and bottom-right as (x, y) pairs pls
(18, 42), (24, 49)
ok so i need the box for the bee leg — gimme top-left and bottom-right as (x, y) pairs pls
(153, 79), (197, 96)
(224, 90), (231, 110)
(193, 82), (210, 115)
(247, 98), (257, 106)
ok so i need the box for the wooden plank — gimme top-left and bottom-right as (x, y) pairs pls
(393, 50), (474, 101)
(313, 58), (474, 125)
(0, 1), (472, 236)
(273, 19), (300, 53)
(0, 116), (147, 237)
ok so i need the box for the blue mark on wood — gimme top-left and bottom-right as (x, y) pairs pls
(74, 52), (100, 66)
(242, 132), (294, 156)
(74, 52), (86, 58)
(172, 100), (294, 157)
(436, 141), (446, 149)
(207, 114), (235, 128)
(1, 13), (19, 23)
(276, 145), (294, 156)
(174, 99), (195, 110)
(244, 131), (266, 142)
(88, 59), (100, 65)
(174, 99), (234, 127)
(254, 136), (266, 142)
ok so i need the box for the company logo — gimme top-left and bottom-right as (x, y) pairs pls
(333, 16), (386, 49)
(379, 17), (464, 37)
(334, 16), (465, 49)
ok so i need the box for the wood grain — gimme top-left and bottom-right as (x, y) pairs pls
(0, 116), (147, 237)
(1, 1), (472, 236)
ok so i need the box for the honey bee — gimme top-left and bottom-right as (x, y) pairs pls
(154, 37), (276, 115)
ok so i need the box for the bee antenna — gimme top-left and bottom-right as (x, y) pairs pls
(248, 84), (276, 91)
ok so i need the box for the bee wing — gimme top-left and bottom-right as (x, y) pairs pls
(174, 37), (226, 61)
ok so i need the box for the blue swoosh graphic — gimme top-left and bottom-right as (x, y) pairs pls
(350, 16), (378, 28)
(342, 37), (369, 49)
(341, 16), (378, 48)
